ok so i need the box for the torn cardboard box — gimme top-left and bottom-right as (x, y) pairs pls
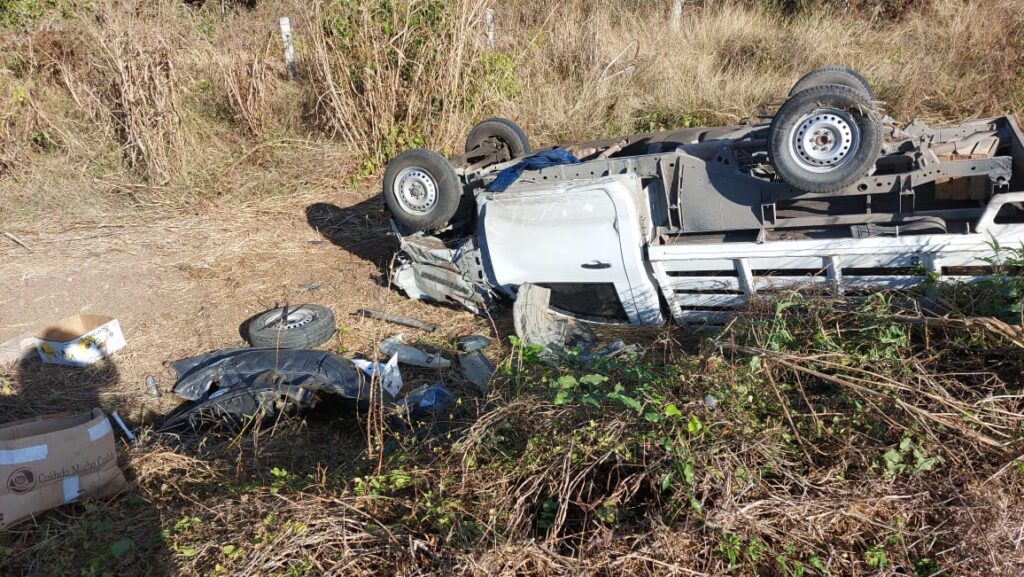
(0, 409), (127, 530)
(36, 314), (126, 367)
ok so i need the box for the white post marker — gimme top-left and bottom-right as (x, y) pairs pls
(485, 8), (495, 50)
(280, 16), (297, 80)
(670, 0), (682, 32)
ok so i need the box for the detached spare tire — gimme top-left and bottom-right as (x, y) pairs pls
(246, 304), (336, 349)
(383, 148), (462, 234)
(769, 83), (882, 194)
(465, 117), (531, 161)
(788, 66), (874, 100)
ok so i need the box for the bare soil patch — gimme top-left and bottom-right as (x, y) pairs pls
(0, 188), (488, 423)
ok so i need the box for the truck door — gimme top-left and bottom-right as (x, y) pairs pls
(476, 174), (664, 326)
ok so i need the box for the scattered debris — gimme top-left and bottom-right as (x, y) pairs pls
(512, 284), (643, 363)
(513, 284), (598, 360)
(398, 383), (452, 417)
(0, 409), (127, 530)
(704, 394), (719, 410)
(352, 354), (404, 397)
(380, 334), (451, 368)
(2, 231), (31, 251)
(35, 314), (126, 367)
(353, 308), (438, 332)
(300, 283), (323, 293)
(110, 411), (136, 444)
(456, 334), (491, 352)
(590, 340), (645, 359)
(161, 348), (382, 431)
(145, 375), (160, 398)
(458, 350), (494, 396)
(245, 304), (336, 349)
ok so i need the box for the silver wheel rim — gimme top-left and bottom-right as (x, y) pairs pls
(788, 108), (860, 173)
(264, 307), (315, 330)
(393, 166), (438, 214)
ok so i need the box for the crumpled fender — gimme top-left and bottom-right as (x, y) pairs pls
(392, 231), (495, 313)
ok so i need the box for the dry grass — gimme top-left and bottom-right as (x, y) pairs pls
(305, 0), (485, 163)
(86, 9), (189, 184)
(3, 0), (1022, 216)
(6, 292), (1023, 576)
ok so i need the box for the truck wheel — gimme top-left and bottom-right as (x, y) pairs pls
(246, 304), (336, 349)
(465, 118), (531, 162)
(788, 66), (874, 100)
(383, 148), (462, 233)
(769, 84), (882, 193)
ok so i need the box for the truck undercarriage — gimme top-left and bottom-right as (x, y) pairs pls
(381, 67), (1024, 327)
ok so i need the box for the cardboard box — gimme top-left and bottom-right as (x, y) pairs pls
(0, 409), (127, 530)
(35, 314), (126, 367)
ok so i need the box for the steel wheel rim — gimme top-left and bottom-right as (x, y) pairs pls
(264, 308), (315, 330)
(788, 108), (860, 173)
(393, 166), (438, 214)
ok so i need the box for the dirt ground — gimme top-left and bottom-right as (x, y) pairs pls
(0, 187), (490, 424)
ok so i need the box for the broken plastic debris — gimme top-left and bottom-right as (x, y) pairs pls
(110, 411), (136, 444)
(145, 375), (160, 398)
(380, 334), (451, 368)
(352, 353), (404, 397)
(161, 348), (382, 431)
(458, 350), (494, 396)
(456, 334), (491, 353)
(399, 383), (452, 417)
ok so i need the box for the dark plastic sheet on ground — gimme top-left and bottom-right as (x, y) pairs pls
(162, 348), (379, 430)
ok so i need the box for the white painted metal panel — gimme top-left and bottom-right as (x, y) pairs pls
(649, 220), (1024, 325)
(480, 175), (664, 325)
(671, 293), (747, 308)
(659, 276), (742, 291)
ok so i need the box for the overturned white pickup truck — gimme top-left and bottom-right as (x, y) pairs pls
(382, 67), (1024, 326)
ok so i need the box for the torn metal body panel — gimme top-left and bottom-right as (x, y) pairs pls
(457, 350), (493, 395)
(392, 232), (494, 314)
(512, 284), (598, 358)
(163, 348), (383, 430)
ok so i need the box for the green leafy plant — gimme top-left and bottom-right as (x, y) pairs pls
(880, 435), (942, 478)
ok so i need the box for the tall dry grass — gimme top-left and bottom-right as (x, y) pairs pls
(0, 0), (1022, 211)
(478, 0), (1024, 143)
(305, 0), (486, 164)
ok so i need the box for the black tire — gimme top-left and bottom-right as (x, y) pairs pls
(465, 117), (531, 160)
(769, 84), (882, 194)
(383, 148), (462, 234)
(788, 66), (874, 100)
(246, 304), (336, 349)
